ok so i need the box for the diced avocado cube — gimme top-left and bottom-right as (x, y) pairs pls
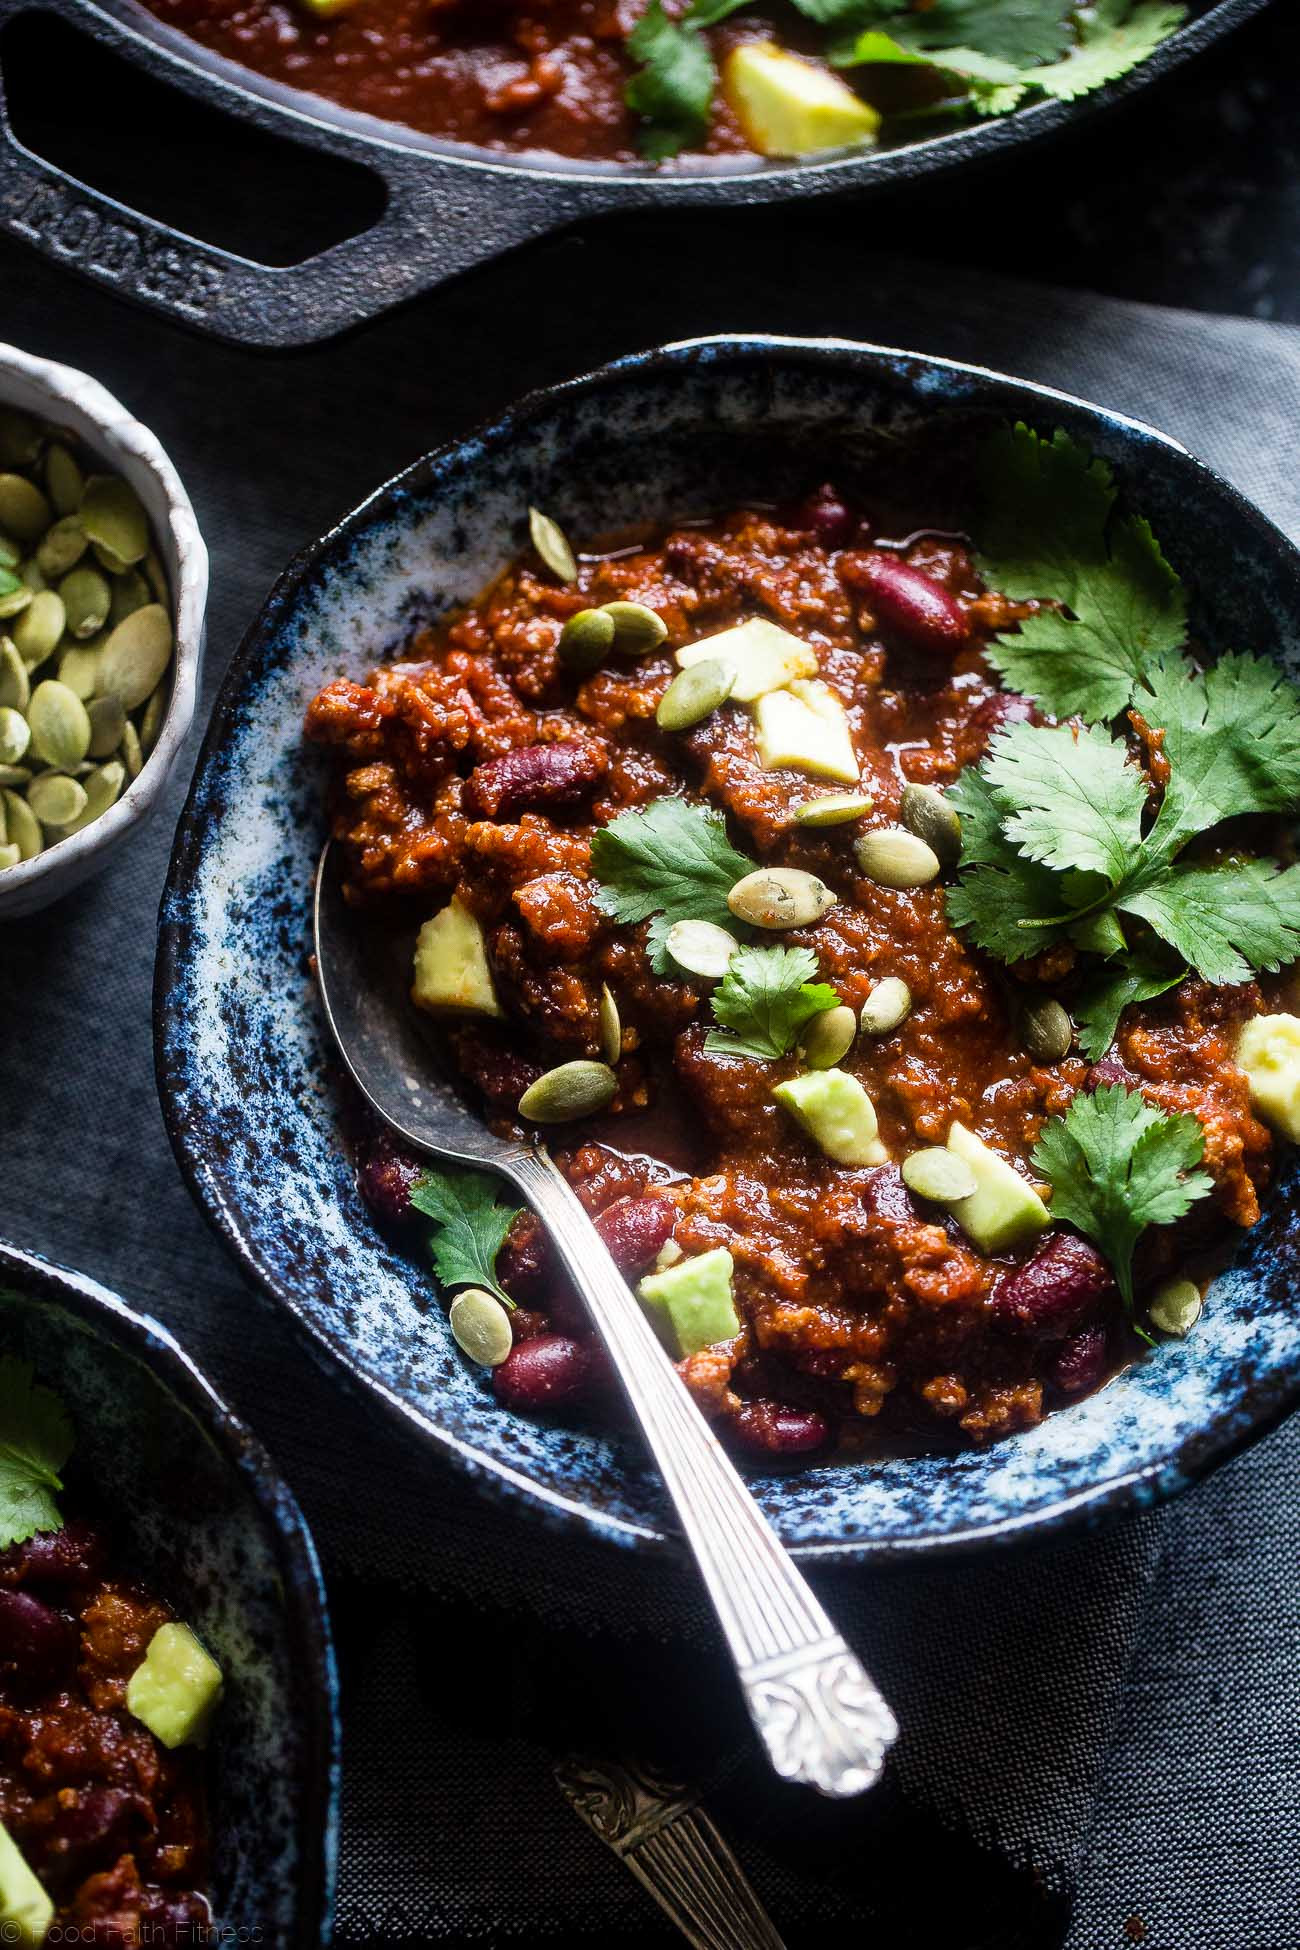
(637, 1247), (740, 1357)
(1237, 1013), (1300, 1142)
(944, 1122), (1052, 1255)
(773, 1068), (887, 1166)
(0, 1821), (52, 1945)
(676, 617), (817, 703)
(753, 680), (859, 784)
(411, 895), (503, 1019)
(722, 42), (881, 159)
(126, 1622), (223, 1750)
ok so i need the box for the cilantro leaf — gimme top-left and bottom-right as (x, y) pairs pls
(982, 721), (1147, 881)
(410, 1169), (523, 1309)
(883, 0), (1075, 65)
(1032, 1083), (1212, 1309)
(1072, 950), (1185, 1062)
(704, 945), (839, 1059)
(1121, 859), (1300, 990)
(0, 1356), (74, 1550)
(945, 764), (1080, 962)
(625, 1), (718, 160)
(976, 424), (1188, 721)
(590, 797), (755, 973)
(1138, 652), (1300, 855)
(1030, 0), (1186, 101)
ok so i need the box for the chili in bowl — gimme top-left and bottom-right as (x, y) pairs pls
(0, 1243), (339, 1943)
(157, 338), (1300, 1560)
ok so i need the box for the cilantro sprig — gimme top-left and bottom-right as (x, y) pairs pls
(704, 945), (839, 1059)
(624, 0), (1184, 161)
(0, 1356), (73, 1551)
(590, 797), (756, 973)
(1032, 1083), (1213, 1316)
(410, 1170), (524, 1309)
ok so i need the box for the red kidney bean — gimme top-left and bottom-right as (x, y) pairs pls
(0, 1519), (106, 1597)
(730, 1401), (830, 1458)
(451, 1027), (542, 1111)
(858, 1163), (918, 1226)
(508, 1308), (551, 1343)
(1047, 1321), (1110, 1397)
(493, 1334), (594, 1413)
(969, 689), (1036, 741)
(841, 551), (969, 656)
(991, 1232), (1115, 1339)
(791, 485), (856, 549)
(1086, 1055), (1142, 1093)
(355, 1131), (425, 1228)
(36, 1787), (149, 1883)
(0, 1588), (78, 1682)
(594, 1193), (676, 1272)
(463, 741), (608, 821)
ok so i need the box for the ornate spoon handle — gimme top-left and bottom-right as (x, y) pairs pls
(555, 1756), (789, 1949)
(509, 1149), (898, 1799)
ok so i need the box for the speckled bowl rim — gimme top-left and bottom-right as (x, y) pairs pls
(157, 334), (1300, 1564)
(0, 1240), (341, 1936)
(0, 343), (207, 916)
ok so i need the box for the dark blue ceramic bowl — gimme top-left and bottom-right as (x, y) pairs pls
(0, 1242), (340, 1942)
(156, 336), (1300, 1562)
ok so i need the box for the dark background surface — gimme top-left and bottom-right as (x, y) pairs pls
(0, 5), (1297, 1948)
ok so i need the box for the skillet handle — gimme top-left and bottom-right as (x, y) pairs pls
(0, 0), (596, 347)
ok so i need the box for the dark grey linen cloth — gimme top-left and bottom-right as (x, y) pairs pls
(0, 229), (1297, 1948)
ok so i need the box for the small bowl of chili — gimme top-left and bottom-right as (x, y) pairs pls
(157, 336), (1300, 1562)
(0, 1241), (339, 1943)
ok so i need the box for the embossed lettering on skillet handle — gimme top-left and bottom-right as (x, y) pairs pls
(0, 0), (597, 347)
(511, 1148), (899, 1799)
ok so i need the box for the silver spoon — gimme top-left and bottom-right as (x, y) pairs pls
(313, 841), (898, 1797)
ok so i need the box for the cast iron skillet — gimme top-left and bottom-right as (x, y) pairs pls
(0, 0), (1272, 347)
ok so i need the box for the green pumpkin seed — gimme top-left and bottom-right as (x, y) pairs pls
(27, 679), (91, 769)
(57, 644), (103, 701)
(518, 1059), (618, 1123)
(86, 693), (126, 759)
(139, 682), (168, 755)
(59, 565), (111, 640)
(56, 759), (125, 835)
(1, 789), (41, 861)
(43, 443), (83, 517)
(27, 771), (87, 827)
(1021, 997), (1073, 1065)
(108, 567), (150, 628)
(1148, 1276), (1202, 1338)
(558, 607), (615, 675)
(0, 472), (51, 541)
(120, 720), (143, 779)
(0, 582), (32, 621)
(794, 792), (874, 827)
(80, 475), (149, 566)
(727, 866), (838, 930)
(665, 918), (738, 979)
(602, 601), (668, 657)
(98, 604), (172, 710)
(19, 558), (46, 593)
(448, 1288), (514, 1367)
(598, 984), (622, 1065)
(144, 549), (168, 604)
(859, 976), (912, 1035)
(800, 1003), (858, 1070)
(0, 410), (42, 470)
(900, 782), (962, 867)
(0, 841), (19, 872)
(13, 591), (66, 668)
(855, 826), (941, 889)
(656, 656), (735, 732)
(0, 534), (20, 571)
(0, 706), (30, 766)
(0, 764), (31, 787)
(92, 541), (132, 576)
(0, 639), (28, 711)
(902, 1148), (979, 1204)
(528, 506), (577, 584)
(35, 516), (88, 581)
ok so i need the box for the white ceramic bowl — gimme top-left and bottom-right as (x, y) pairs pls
(0, 343), (207, 918)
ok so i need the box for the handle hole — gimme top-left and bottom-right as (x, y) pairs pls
(1, 11), (387, 266)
